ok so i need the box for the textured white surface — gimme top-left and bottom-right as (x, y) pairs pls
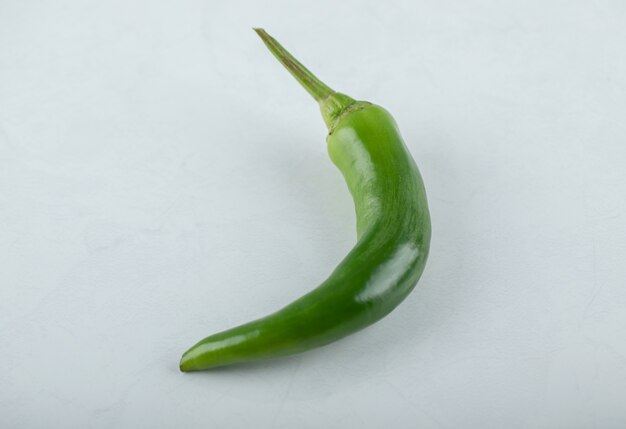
(1, 0), (626, 428)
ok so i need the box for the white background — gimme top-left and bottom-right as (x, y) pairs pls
(1, 0), (625, 428)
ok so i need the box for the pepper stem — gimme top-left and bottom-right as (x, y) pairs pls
(254, 28), (335, 102)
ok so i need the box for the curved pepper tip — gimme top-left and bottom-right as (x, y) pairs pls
(179, 353), (193, 372)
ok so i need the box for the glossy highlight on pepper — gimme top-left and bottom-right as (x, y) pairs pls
(179, 29), (431, 371)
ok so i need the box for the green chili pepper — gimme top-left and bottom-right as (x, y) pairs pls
(179, 29), (431, 371)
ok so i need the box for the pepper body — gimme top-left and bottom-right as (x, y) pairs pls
(179, 31), (431, 371)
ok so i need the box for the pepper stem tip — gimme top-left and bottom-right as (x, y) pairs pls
(253, 28), (335, 103)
